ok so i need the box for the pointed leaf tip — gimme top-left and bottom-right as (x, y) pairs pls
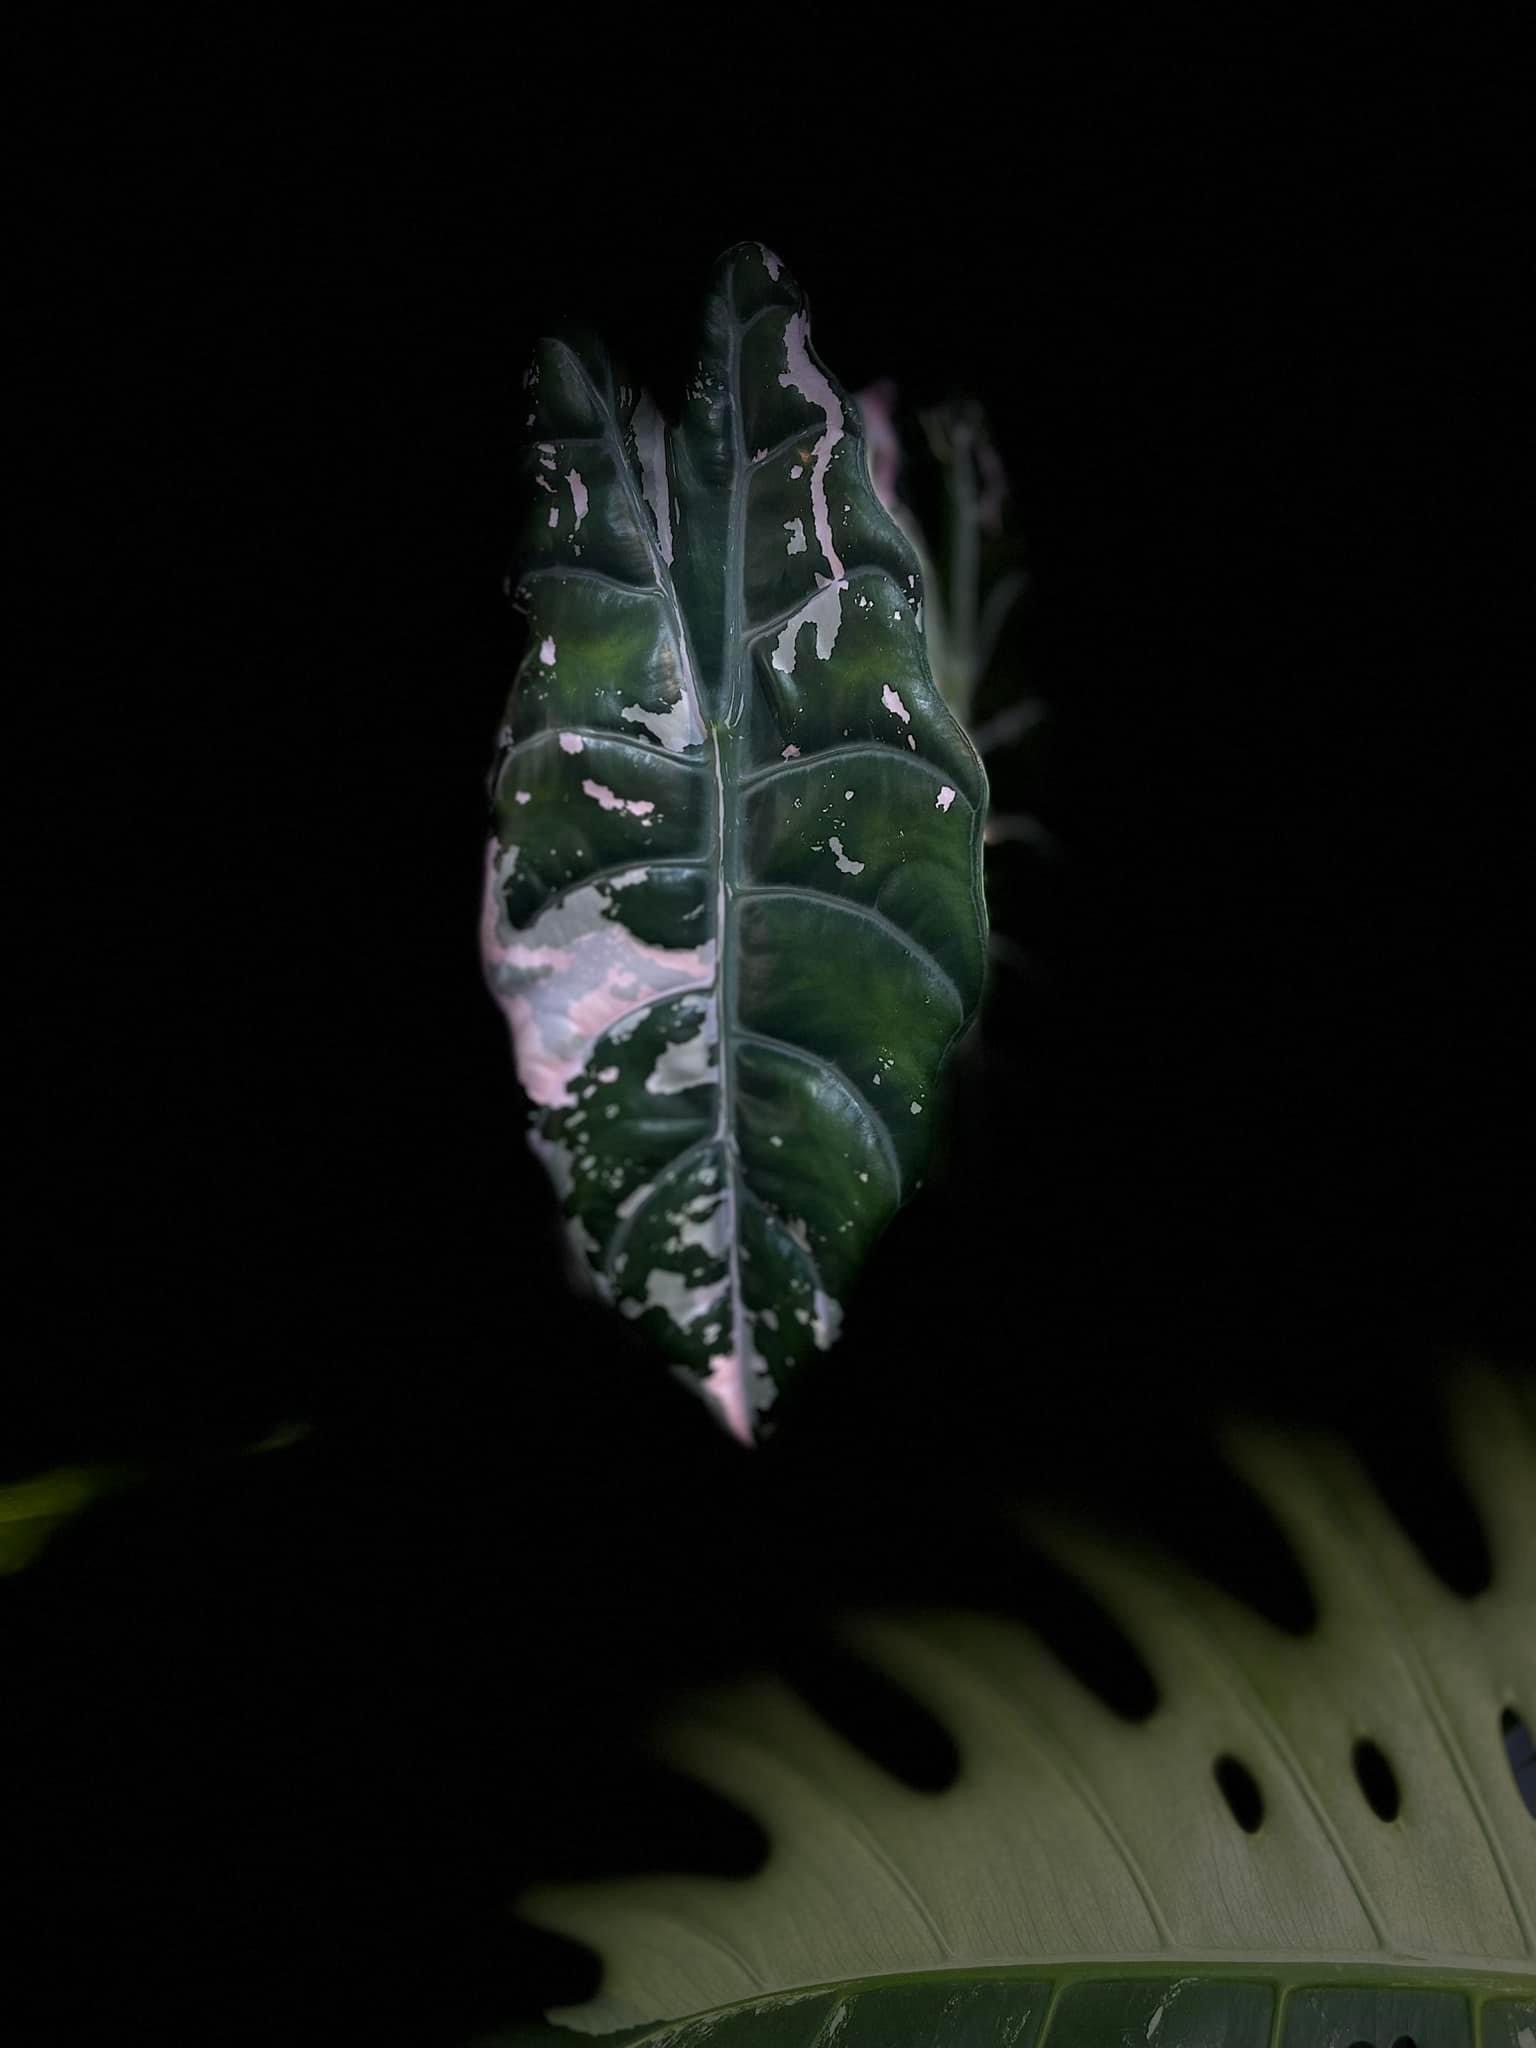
(706, 241), (800, 325)
(712, 238), (788, 280)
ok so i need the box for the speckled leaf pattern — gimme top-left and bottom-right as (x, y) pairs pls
(516, 1369), (1536, 2038)
(482, 244), (987, 1441)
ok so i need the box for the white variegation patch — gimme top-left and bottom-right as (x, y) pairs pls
(771, 573), (849, 674)
(481, 842), (713, 1110)
(777, 308), (845, 582)
(580, 778), (655, 819)
(672, 1191), (728, 1255)
(644, 996), (718, 1096)
(619, 691), (704, 752)
(624, 1267), (727, 1334)
(631, 393), (673, 566)
(703, 1350), (754, 1445)
(811, 1289), (842, 1351)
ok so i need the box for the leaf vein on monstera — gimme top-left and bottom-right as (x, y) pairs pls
(482, 243), (987, 1442)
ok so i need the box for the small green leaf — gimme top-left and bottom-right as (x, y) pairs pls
(484, 244), (988, 1443)
(0, 1464), (138, 1576)
(0, 1428), (310, 1578)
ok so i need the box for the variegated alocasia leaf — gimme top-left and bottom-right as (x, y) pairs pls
(481, 244), (987, 1443)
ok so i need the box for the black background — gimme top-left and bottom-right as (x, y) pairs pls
(11, 23), (1529, 2044)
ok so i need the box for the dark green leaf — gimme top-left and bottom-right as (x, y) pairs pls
(486, 1967), (1531, 2045)
(483, 244), (987, 1442)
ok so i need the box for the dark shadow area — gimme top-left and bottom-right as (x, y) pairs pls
(1213, 1754), (1266, 1835)
(1502, 1707), (1536, 1819)
(1352, 1736), (1403, 1823)
(1349, 1398), (1495, 1600)
(776, 1635), (961, 1794)
(1005, 1544), (1161, 1724)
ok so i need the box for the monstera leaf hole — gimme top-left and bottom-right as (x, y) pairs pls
(774, 1633), (960, 1795)
(1007, 1539), (1161, 1722)
(1213, 1751), (1266, 1834)
(507, 1759), (776, 2018)
(1503, 1706), (1536, 1816)
(1092, 1435), (1322, 1638)
(1350, 1396), (1495, 1599)
(1353, 1736), (1404, 1823)
(530, 1759), (771, 1890)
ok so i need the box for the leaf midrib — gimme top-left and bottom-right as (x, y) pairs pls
(715, 297), (753, 1386)
(546, 337), (751, 1378)
(546, 314), (903, 1396)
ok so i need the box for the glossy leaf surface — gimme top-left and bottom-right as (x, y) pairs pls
(482, 245), (987, 1442)
(493, 1966), (1531, 2045)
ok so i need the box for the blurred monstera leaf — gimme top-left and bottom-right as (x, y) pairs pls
(0, 1426), (310, 1577)
(508, 1366), (1536, 2044)
(482, 245), (988, 1445)
(855, 383), (1032, 742)
(855, 382), (1051, 897)
(852, 378), (950, 692)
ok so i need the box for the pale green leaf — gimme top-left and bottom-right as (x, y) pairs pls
(515, 1366), (1536, 2039)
